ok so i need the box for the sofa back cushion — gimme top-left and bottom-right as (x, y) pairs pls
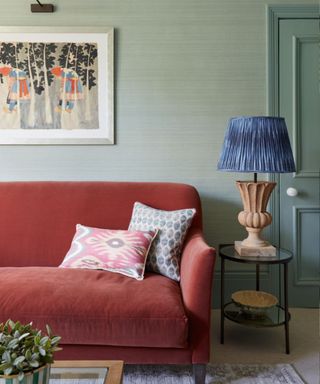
(0, 182), (202, 267)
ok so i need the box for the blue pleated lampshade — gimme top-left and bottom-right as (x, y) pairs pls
(217, 116), (296, 173)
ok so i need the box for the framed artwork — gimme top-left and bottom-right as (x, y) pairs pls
(0, 26), (114, 144)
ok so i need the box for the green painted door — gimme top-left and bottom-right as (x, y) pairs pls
(279, 18), (319, 307)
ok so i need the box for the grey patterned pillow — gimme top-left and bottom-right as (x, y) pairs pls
(128, 202), (196, 281)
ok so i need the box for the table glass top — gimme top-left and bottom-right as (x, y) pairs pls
(50, 367), (108, 384)
(219, 244), (293, 263)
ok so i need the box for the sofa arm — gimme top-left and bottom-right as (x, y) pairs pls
(180, 229), (216, 363)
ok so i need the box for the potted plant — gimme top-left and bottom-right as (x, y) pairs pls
(0, 320), (61, 384)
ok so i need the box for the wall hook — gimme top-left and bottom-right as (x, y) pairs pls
(31, 1), (54, 12)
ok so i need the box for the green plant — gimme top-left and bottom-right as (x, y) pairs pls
(0, 319), (61, 380)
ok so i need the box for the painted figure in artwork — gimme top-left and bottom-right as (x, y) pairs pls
(0, 66), (30, 113)
(51, 66), (84, 113)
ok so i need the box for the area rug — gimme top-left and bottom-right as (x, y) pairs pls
(123, 364), (305, 384)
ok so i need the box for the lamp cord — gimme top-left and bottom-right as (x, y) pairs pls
(254, 172), (257, 183)
(36, 0), (43, 6)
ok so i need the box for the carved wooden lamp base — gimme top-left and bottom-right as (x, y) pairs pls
(235, 241), (276, 256)
(235, 180), (276, 256)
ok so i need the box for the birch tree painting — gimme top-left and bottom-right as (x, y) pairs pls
(0, 41), (98, 130)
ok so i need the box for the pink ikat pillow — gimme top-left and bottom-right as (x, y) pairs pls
(59, 224), (157, 280)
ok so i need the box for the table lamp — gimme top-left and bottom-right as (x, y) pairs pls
(217, 116), (296, 256)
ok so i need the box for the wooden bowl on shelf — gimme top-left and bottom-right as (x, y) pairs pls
(231, 290), (278, 318)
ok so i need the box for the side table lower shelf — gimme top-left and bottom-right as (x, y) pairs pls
(224, 302), (291, 328)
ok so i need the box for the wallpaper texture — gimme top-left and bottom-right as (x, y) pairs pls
(0, 0), (316, 306)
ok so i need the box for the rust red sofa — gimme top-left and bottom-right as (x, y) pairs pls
(0, 181), (215, 382)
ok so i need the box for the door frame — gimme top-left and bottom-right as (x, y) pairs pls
(267, 4), (318, 247)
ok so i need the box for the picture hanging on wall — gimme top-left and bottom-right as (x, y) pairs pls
(0, 26), (114, 144)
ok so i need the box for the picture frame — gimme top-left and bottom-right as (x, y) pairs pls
(0, 26), (114, 145)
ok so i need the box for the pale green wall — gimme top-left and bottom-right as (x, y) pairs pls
(0, 0), (316, 260)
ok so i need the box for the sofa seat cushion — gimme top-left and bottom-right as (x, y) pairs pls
(0, 267), (188, 348)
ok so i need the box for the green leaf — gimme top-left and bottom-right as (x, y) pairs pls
(18, 371), (25, 381)
(3, 350), (11, 362)
(0, 362), (11, 371)
(31, 353), (39, 360)
(13, 356), (25, 366)
(40, 336), (49, 346)
(45, 325), (52, 337)
(29, 360), (39, 368)
(51, 336), (61, 345)
(13, 331), (20, 339)
(7, 339), (18, 349)
(4, 366), (13, 375)
(25, 349), (32, 360)
(52, 346), (62, 352)
(19, 333), (30, 341)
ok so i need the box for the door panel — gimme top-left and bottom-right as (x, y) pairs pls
(279, 19), (319, 307)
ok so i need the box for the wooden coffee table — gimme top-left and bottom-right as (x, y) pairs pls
(51, 360), (124, 384)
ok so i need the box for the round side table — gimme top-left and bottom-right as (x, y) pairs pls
(219, 244), (293, 354)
